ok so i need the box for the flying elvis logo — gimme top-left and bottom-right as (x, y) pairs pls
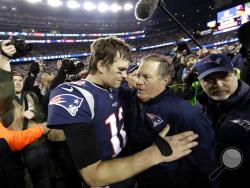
(146, 113), (164, 128)
(49, 94), (83, 116)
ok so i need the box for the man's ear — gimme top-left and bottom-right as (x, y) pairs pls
(233, 68), (238, 75)
(233, 68), (240, 80)
(162, 75), (171, 86)
(96, 60), (105, 74)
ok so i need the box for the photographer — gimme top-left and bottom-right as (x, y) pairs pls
(0, 40), (15, 114)
(172, 40), (191, 83)
(48, 58), (81, 89)
(23, 59), (45, 103)
(0, 40), (50, 188)
(1, 38), (52, 188)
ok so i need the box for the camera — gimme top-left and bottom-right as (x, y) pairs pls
(65, 58), (85, 82)
(61, 58), (85, 82)
(65, 74), (81, 82)
(62, 58), (85, 74)
(4, 36), (33, 58)
(73, 59), (85, 70)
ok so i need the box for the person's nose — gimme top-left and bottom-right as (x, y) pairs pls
(214, 79), (223, 88)
(136, 75), (144, 85)
(121, 71), (127, 79)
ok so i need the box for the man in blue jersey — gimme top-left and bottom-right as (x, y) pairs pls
(122, 54), (217, 188)
(47, 37), (198, 188)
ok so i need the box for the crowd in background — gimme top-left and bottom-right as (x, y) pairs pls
(1, 5), (250, 186)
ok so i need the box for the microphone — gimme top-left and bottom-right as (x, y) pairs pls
(135, 0), (203, 49)
(135, 0), (160, 21)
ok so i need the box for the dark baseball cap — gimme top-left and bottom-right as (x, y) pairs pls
(195, 54), (234, 79)
(127, 63), (139, 74)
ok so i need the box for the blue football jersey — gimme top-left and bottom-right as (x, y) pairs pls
(47, 80), (127, 160)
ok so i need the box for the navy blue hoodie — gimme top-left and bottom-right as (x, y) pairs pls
(120, 87), (218, 188)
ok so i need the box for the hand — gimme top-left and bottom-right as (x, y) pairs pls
(198, 48), (208, 57)
(1, 40), (16, 58)
(40, 122), (50, 135)
(23, 110), (35, 120)
(30, 61), (40, 75)
(176, 53), (181, 58)
(78, 70), (88, 79)
(56, 60), (62, 70)
(156, 125), (198, 163)
(61, 58), (74, 73)
(38, 60), (45, 72)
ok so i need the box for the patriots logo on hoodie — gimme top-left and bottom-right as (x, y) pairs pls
(146, 113), (164, 128)
(230, 119), (250, 131)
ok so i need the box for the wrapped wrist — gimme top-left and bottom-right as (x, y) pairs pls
(154, 134), (173, 156)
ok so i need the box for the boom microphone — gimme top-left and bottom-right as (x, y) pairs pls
(135, 0), (203, 49)
(135, 0), (160, 21)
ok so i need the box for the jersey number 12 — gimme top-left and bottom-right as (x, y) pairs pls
(105, 107), (127, 156)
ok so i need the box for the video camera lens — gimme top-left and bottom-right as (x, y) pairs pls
(74, 60), (85, 69)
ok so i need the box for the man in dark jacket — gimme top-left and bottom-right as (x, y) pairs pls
(195, 54), (250, 188)
(121, 54), (217, 188)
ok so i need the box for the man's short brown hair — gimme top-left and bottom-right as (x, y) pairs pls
(88, 37), (131, 73)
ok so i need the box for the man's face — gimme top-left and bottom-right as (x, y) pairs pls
(57, 60), (62, 70)
(137, 61), (167, 102)
(13, 75), (24, 94)
(103, 53), (129, 88)
(126, 69), (138, 89)
(200, 71), (238, 101)
(186, 57), (197, 69)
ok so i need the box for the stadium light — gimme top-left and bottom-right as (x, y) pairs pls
(26, 0), (42, 3)
(67, 0), (80, 9)
(98, 2), (109, 13)
(48, 0), (63, 7)
(123, 3), (133, 11)
(83, 1), (96, 11)
(110, 3), (122, 13)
